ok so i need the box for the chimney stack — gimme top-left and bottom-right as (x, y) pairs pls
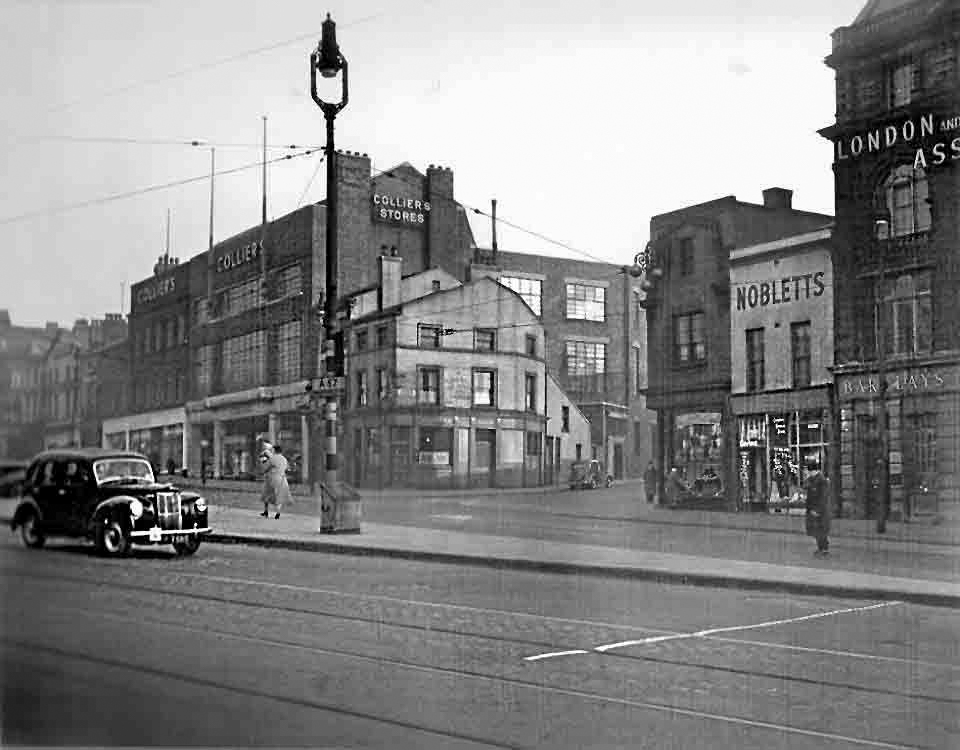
(762, 187), (793, 210)
(378, 250), (402, 310)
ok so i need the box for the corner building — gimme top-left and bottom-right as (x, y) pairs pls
(820, 0), (960, 517)
(112, 155), (476, 479)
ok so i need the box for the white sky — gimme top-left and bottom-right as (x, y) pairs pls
(0, 0), (865, 327)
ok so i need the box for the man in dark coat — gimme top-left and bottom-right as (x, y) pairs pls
(803, 457), (831, 557)
(643, 462), (659, 504)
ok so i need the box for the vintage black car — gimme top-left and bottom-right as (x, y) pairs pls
(10, 448), (211, 556)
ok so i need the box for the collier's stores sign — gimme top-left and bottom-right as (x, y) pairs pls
(373, 194), (431, 225)
(834, 112), (960, 169)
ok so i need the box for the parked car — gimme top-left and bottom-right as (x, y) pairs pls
(0, 459), (27, 498)
(10, 448), (211, 557)
(568, 459), (613, 490)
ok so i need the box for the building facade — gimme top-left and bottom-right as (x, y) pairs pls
(642, 189), (833, 504)
(467, 249), (652, 480)
(342, 257), (591, 489)
(729, 229), (836, 512)
(109, 156), (478, 480)
(821, 0), (960, 518)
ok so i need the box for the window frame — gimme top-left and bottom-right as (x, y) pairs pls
(471, 368), (497, 408)
(417, 366), (441, 404)
(418, 324), (442, 349)
(745, 327), (765, 392)
(673, 311), (707, 365)
(565, 283), (606, 322)
(525, 372), (537, 412)
(474, 328), (496, 352)
(790, 321), (812, 388)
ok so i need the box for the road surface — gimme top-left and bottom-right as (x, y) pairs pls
(2, 534), (957, 748)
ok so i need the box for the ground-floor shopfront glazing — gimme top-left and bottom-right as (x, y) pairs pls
(102, 407), (187, 476)
(344, 409), (548, 490)
(652, 399), (732, 505)
(836, 361), (960, 520)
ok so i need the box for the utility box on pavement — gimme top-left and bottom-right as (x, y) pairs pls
(319, 480), (362, 533)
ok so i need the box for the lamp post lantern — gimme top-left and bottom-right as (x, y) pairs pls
(310, 13), (348, 527)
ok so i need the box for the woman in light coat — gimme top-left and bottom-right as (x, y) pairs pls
(259, 443), (293, 519)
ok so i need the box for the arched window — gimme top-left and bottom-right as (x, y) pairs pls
(883, 165), (931, 237)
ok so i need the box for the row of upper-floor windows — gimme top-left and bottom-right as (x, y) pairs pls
(836, 43), (957, 119)
(189, 264), (302, 326)
(358, 365), (540, 411)
(135, 314), (186, 357)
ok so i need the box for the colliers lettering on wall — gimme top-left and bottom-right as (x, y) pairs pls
(135, 276), (176, 306)
(217, 241), (262, 272)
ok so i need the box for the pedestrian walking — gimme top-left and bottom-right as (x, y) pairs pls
(665, 467), (686, 508)
(259, 443), (292, 520)
(803, 457), (831, 557)
(200, 458), (207, 486)
(643, 461), (659, 504)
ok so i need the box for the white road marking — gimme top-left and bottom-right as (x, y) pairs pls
(523, 649), (590, 662)
(528, 601), (904, 660)
(26, 601), (926, 750)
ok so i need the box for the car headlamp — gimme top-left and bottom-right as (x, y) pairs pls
(194, 496), (207, 512)
(129, 498), (144, 519)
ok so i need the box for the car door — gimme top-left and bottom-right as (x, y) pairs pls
(33, 459), (70, 532)
(61, 460), (93, 534)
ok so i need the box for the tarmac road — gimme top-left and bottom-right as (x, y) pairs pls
(2, 534), (958, 749)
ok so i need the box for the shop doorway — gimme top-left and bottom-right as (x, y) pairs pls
(613, 443), (624, 480)
(474, 429), (496, 487)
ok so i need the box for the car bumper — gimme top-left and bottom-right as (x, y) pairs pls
(130, 527), (212, 541)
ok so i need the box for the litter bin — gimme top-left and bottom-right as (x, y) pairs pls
(319, 480), (362, 533)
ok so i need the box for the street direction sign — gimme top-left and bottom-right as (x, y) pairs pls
(316, 375), (345, 393)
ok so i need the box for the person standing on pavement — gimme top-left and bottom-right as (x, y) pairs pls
(803, 457), (831, 557)
(643, 461), (659, 504)
(871, 457), (890, 534)
(259, 443), (292, 520)
(665, 467), (686, 508)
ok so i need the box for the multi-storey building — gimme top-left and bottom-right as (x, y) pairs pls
(642, 188), (833, 504)
(1, 313), (127, 456)
(342, 254), (591, 489)
(467, 250), (652, 480)
(729, 229), (836, 512)
(821, 0), (960, 518)
(108, 155), (477, 480)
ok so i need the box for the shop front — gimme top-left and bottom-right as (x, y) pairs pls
(101, 407), (188, 474)
(836, 361), (960, 519)
(185, 383), (311, 482)
(734, 407), (830, 513)
(671, 411), (726, 498)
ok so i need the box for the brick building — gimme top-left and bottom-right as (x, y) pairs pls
(467, 249), (653, 480)
(820, 0), (960, 517)
(642, 189), (833, 504)
(729, 229), (835, 512)
(342, 255), (591, 489)
(107, 155), (477, 480)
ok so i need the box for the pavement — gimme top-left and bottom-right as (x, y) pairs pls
(3, 479), (959, 608)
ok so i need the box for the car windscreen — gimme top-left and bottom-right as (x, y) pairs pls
(93, 458), (155, 485)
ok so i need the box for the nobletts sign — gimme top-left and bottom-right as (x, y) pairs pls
(834, 113), (960, 169)
(735, 272), (825, 311)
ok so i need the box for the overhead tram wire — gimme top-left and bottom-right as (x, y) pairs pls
(22, 135), (323, 150)
(0, 148), (321, 226)
(40, 9), (397, 116)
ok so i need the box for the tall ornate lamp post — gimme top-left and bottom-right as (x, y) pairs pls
(310, 13), (348, 527)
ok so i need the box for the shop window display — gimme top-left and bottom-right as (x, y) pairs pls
(737, 410), (827, 512)
(672, 413), (724, 497)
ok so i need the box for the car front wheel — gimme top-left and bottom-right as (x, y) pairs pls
(19, 511), (45, 549)
(97, 518), (131, 557)
(173, 536), (201, 556)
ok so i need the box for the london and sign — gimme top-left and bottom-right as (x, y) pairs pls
(833, 112), (960, 169)
(373, 194), (431, 225)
